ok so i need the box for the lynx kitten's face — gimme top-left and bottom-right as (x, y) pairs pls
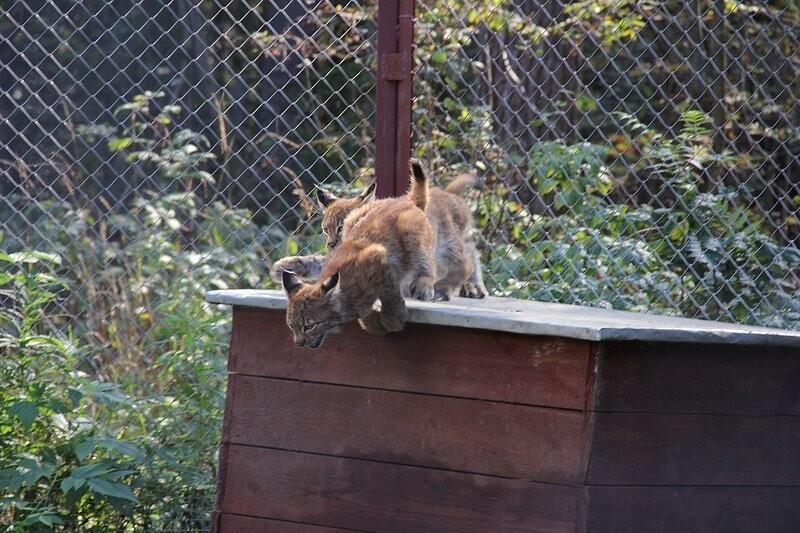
(317, 184), (376, 250)
(321, 207), (348, 250)
(283, 271), (342, 349)
(285, 297), (339, 348)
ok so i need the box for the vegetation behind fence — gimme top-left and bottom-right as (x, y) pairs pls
(2, 0), (799, 530)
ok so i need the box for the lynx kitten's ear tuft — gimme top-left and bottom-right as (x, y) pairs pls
(321, 272), (340, 294)
(282, 270), (303, 296)
(358, 182), (377, 203)
(316, 188), (338, 208)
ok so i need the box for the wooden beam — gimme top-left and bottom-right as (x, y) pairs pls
(375, 0), (416, 198)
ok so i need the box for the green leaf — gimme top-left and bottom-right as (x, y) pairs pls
(108, 137), (134, 151)
(88, 478), (139, 503)
(67, 388), (84, 406)
(70, 462), (112, 480)
(60, 475), (87, 493)
(97, 438), (145, 460)
(9, 400), (38, 429)
(20, 511), (64, 527)
(38, 512), (64, 527)
(74, 439), (95, 462)
(86, 382), (130, 406)
(6, 251), (61, 265)
(431, 50), (447, 63)
(0, 468), (24, 492)
(18, 457), (55, 485)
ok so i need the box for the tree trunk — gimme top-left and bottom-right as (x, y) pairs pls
(480, 0), (579, 151)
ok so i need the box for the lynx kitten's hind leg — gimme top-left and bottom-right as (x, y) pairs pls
(358, 311), (389, 335)
(395, 209), (436, 301)
(460, 241), (487, 298)
(377, 285), (409, 331)
(433, 238), (473, 301)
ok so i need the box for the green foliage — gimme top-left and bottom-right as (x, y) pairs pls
(1, 106), (276, 529)
(110, 92), (216, 190)
(528, 141), (611, 212)
(0, 253), (142, 530)
(479, 110), (800, 328)
(0, 208), (240, 530)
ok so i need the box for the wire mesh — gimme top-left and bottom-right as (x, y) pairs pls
(1, 1), (377, 530)
(412, 0), (800, 329)
(1, 0), (799, 530)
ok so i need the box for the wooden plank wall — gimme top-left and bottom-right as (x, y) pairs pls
(213, 306), (598, 532)
(213, 308), (800, 531)
(584, 341), (800, 532)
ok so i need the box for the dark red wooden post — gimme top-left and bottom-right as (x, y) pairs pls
(375, 0), (416, 198)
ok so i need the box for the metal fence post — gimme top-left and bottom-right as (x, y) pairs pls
(375, 0), (416, 198)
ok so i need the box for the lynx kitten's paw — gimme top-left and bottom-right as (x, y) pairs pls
(380, 305), (409, 332)
(460, 281), (487, 299)
(409, 277), (435, 301)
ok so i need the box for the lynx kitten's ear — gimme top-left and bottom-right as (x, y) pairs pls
(321, 272), (340, 294)
(358, 182), (377, 204)
(316, 188), (338, 208)
(282, 270), (304, 296)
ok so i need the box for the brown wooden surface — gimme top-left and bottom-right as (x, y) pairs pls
(231, 306), (592, 409)
(587, 412), (800, 485)
(218, 307), (800, 531)
(218, 514), (355, 532)
(219, 444), (578, 532)
(596, 341), (800, 415)
(584, 486), (800, 532)
(226, 374), (584, 484)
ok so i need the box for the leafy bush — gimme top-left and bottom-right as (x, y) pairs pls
(0, 192), (264, 530)
(0, 252), (142, 530)
(478, 111), (800, 329)
(1, 95), (278, 530)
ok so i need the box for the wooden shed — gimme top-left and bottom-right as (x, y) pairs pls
(206, 290), (800, 532)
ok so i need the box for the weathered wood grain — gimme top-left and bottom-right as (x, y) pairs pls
(596, 341), (800, 415)
(231, 306), (592, 409)
(584, 485), (800, 532)
(217, 513), (355, 532)
(588, 412), (800, 485)
(226, 375), (584, 484)
(219, 445), (579, 532)
(218, 305), (800, 531)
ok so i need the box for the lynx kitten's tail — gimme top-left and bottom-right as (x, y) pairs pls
(408, 160), (476, 211)
(444, 171), (477, 195)
(408, 159), (429, 211)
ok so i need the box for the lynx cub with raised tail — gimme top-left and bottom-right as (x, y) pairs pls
(312, 159), (487, 300)
(281, 176), (436, 348)
(408, 160), (487, 300)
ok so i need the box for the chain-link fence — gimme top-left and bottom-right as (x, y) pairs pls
(2, 0), (799, 530)
(412, 0), (800, 329)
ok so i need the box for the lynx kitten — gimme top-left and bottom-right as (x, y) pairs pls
(316, 159), (487, 299)
(281, 175), (436, 348)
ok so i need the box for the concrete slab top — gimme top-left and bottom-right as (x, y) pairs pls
(206, 289), (800, 347)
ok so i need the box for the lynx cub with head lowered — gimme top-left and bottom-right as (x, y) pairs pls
(281, 174), (436, 348)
